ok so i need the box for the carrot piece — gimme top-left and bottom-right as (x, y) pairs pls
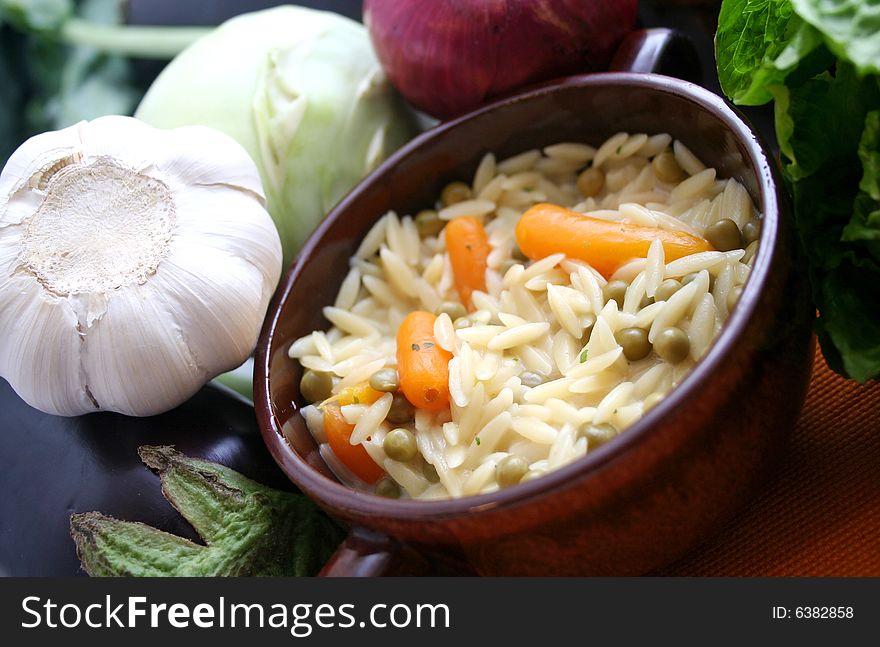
(396, 311), (452, 412)
(445, 216), (490, 310)
(322, 402), (385, 484)
(515, 203), (714, 278)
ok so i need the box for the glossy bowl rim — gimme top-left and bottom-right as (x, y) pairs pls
(255, 71), (781, 521)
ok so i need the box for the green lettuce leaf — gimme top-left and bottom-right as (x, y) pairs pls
(773, 63), (879, 181)
(1, 0), (141, 164)
(842, 111), (880, 259)
(816, 260), (880, 382)
(857, 109), (880, 200)
(716, 0), (832, 105)
(791, 0), (880, 75)
(783, 82), (880, 382)
(40, 0), (140, 130)
(788, 161), (857, 271)
(0, 0), (72, 32)
(717, 0), (880, 382)
(791, 174), (880, 382)
(841, 193), (880, 262)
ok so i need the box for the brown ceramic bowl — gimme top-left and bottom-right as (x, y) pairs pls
(254, 31), (814, 576)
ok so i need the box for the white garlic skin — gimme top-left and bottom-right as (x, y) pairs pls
(0, 116), (283, 416)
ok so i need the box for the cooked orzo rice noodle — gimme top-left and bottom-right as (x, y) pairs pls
(290, 132), (760, 500)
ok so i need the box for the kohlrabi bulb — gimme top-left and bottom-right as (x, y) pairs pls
(135, 6), (418, 266)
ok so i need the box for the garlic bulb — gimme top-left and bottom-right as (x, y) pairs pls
(0, 116), (282, 417)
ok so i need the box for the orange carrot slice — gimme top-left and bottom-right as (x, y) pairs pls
(322, 402), (385, 484)
(445, 216), (490, 310)
(515, 203), (714, 278)
(396, 311), (452, 412)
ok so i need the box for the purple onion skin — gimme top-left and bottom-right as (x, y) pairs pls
(364, 0), (639, 120)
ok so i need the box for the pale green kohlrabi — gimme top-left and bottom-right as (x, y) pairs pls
(135, 6), (417, 266)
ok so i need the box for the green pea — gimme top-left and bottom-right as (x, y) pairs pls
(520, 371), (544, 388)
(742, 220), (761, 245)
(654, 278), (682, 302)
(441, 181), (472, 207)
(652, 151), (685, 184)
(615, 327), (651, 361)
(415, 209), (445, 237)
(423, 462), (440, 483)
(386, 392), (415, 424)
(705, 218), (744, 252)
(496, 455), (529, 487)
(435, 301), (467, 322)
(383, 428), (418, 462)
(603, 280), (629, 306)
(727, 285), (743, 312)
(577, 422), (617, 448)
(654, 326), (691, 364)
(577, 166), (605, 197)
(299, 370), (332, 404)
(369, 368), (400, 393)
(375, 478), (401, 498)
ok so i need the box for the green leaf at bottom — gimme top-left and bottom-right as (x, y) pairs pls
(70, 446), (343, 577)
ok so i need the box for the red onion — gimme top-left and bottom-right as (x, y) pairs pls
(364, 0), (639, 120)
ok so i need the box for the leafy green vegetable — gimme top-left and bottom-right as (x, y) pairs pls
(791, 0), (880, 75)
(842, 194), (880, 260)
(816, 261), (880, 382)
(42, 0), (141, 129)
(0, 0), (72, 32)
(716, 0), (832, 105)
(0, 0), (136, 162)
(772, 65), (878, 181)
(856, 109), (880, 200)
(0, 0), (207, 165)
(70, 446), (342, 576)
(842, 111), (880, 264)
(716, 0), (880, 382)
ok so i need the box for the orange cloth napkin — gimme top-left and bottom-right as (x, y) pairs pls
(659, 346), (880, 576)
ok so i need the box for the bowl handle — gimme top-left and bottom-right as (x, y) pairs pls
(609, 28), (702, 84)
(318, 527), (429, 577)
